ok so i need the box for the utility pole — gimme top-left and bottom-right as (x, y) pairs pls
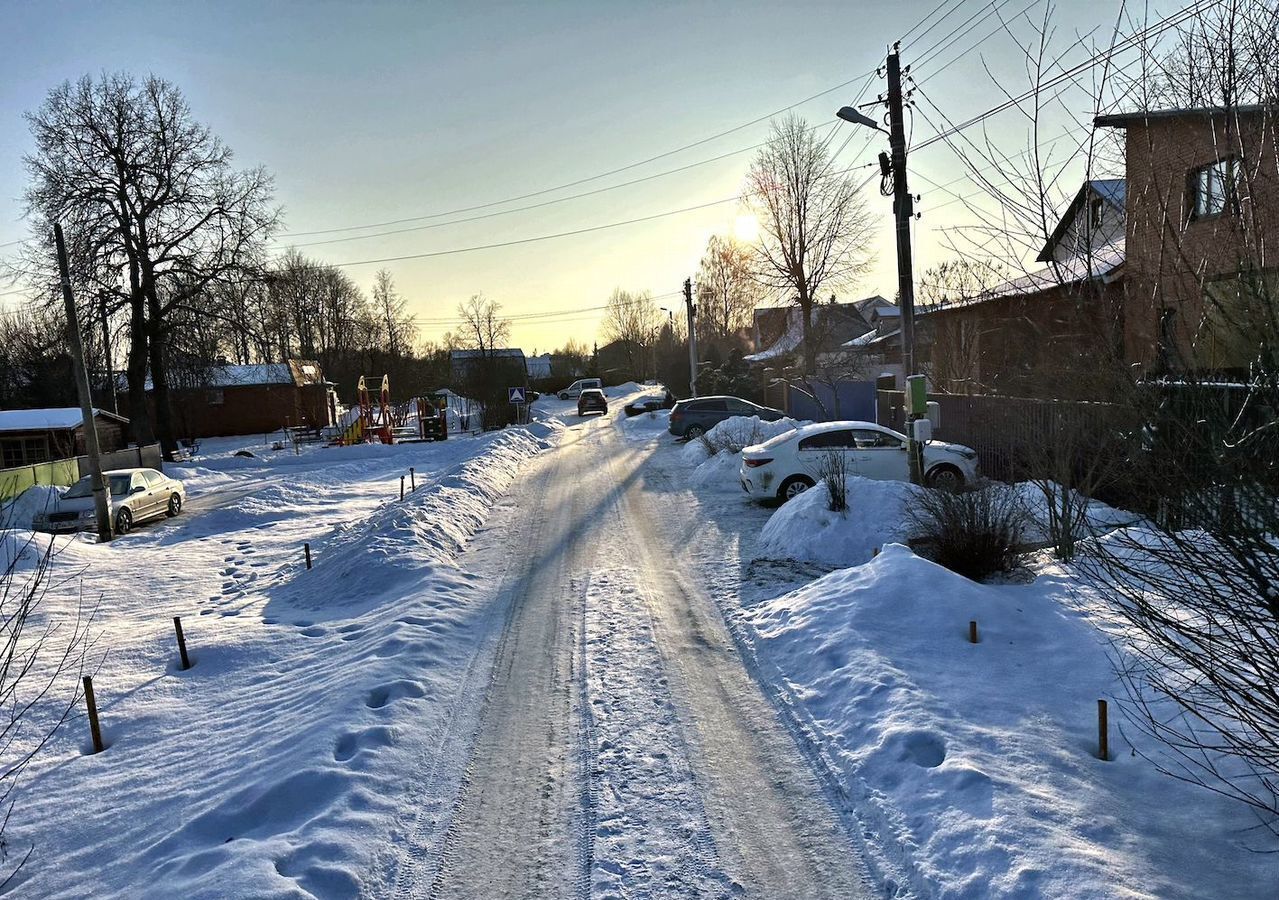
(886, 45), (924, 485)
(99, 292), (118, 414)
(55, 224), (112, 542)
(684, 278), (699, 398)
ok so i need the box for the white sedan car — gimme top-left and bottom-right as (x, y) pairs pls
(739, 421), (979, 501)
(33, 467), (186, 535)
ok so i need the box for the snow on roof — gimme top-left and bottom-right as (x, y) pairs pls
(744, 308), (805, 363)
(115, 361), (320, 391)
(921, 241), (1125, 315)
(0, 407), (126, 433)
(842, 329), (879, 348)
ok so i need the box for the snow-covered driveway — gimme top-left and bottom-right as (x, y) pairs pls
(384, 414), (872, 898)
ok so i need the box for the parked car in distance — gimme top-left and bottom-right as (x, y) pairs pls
(739, 421), (979, 501)
(33, 467), (187, 535)
(577, 388), (608, 417)
(558, 378), (603, 401)
(623, 391), (675, 417)
(668, 395), (784, 439)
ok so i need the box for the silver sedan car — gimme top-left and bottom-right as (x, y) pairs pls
(34, 467), (186, 535)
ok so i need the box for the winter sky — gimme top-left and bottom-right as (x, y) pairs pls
(1, 0), (1150, 350)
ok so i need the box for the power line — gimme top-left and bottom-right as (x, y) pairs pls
(912, 0), (1226, 153)
(902, 0), (971, 48)
(277, 73), (881, 239)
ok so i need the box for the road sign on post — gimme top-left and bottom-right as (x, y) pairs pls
(508, 387), (526, 404)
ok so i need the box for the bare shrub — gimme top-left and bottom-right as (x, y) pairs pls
(909, 482), (1028, 580)
(0, 517), (93, 885)
(697, 419), (764, 456)
(815, 451), (851, 512)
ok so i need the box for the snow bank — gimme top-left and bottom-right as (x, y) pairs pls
(757, 477), (922, 566)
(1012, 481), (1141, 543)
(1, 484), (63, 530)
(6, 418), (566, 897)
(741, 545), (1275, 897)
(619, 408), (671, 441)
(681, 415), (808, 488)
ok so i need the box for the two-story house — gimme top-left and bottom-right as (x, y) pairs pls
(1096, 103), (1277, 377)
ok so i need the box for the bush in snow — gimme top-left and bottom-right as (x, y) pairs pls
(909, 482), (1027, 581)
(0, 519), (92, 884)
(815, 452), (850, 513)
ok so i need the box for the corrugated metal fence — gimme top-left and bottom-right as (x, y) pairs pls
(0, 444), (164, 501)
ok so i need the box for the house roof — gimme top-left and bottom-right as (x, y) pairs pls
(921, 241), (1125, 316)
(0, 407), (128, 433)
(744, 298), (892, 364)
(1037, 179), (1126, 262)
(1095, 103), (1270, 127)
(450, 348), (526, 360)
(117, 359), (326, 391)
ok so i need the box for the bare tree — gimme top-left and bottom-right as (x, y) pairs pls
(747, 114), (876, 375)
(371, 269), (416, 356)
(600, 288), (662, 380)
(696, 235), (758, 349)
(19, 73), (278, 455)
(456, 294), (511, 355)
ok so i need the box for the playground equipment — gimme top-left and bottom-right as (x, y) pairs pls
(335, 376), (449, 445)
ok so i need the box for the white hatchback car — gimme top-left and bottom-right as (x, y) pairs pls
(33, 467), (186, 535)
(739, 421), (979, 501)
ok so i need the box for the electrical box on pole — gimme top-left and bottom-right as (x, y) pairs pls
(55, 224), (112, 542)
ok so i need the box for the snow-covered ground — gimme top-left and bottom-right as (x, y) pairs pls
(0, 391), (646, 897)
(7, 393), (1274, 898)
(646, 420), (1279, 898)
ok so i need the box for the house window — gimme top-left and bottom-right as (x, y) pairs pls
(207, 389), (225, 406)
(0, 437), (49, 468)
(1198, 269), (1279, 371)
(1188, 157), (1240, 220)
(1090, 197), (1104, 228)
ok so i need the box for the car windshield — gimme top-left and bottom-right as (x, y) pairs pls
(63, 475), (132, 498)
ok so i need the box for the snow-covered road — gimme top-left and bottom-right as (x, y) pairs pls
(391, 414), (872, 898)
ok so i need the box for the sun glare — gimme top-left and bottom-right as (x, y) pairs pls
(733, 213), (760, 242)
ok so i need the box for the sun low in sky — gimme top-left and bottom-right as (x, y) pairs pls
(0, 0), (1152, 350)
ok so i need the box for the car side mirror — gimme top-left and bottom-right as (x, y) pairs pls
(132, 485), (146, 494)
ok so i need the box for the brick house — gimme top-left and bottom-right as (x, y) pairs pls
(920, 103), (1277, 396)
(122, 360), (334, 439)
(1095, 104), (1277, 377)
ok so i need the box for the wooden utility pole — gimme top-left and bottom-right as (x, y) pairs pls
(886, 46), (924, 485)
(684, 278), (699, 398)
(55, 224), (112, 542)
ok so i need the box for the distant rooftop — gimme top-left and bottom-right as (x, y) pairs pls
(1096, 103), (1271, 127)
(0, 407), (126, 433)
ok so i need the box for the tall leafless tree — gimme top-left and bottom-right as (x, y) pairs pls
(746, 114), (876, 375)
(19, 73), (278, 455)
(600, 288), (662, 381)
(696, 235), (758, 349)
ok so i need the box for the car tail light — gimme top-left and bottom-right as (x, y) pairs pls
(743, 457), (772, 467)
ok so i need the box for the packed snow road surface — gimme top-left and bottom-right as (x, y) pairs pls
(400, 415), (872, 899)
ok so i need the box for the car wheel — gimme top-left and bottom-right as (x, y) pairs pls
(558, 392), (569, 400)
(115, 508), (132, 535)
(685, 424), (706, 440)
(167, 493), (182, 517)
(778, 475), (815, 501)
(926, 465), (965, 492)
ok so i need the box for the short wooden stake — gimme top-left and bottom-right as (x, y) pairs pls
(173, 616), (191, 670)
(1098, 699), (1110, 761)
(304, 542), (312, 570)
(969, 620), (978, 644)
(82, 675), (105, 754)
(400, 475), (405, 501)
(872, 546), (879, 557)
(410, 467), (416, 491)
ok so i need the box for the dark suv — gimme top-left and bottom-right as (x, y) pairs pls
(668, 396), (785, 439)
(577, 388), (608, 417)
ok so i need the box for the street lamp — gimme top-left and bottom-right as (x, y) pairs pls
(836, 106), (889, 134)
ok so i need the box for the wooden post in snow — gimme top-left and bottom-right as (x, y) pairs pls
(82, 676), (105, 754)
(173, 616), (191, 670)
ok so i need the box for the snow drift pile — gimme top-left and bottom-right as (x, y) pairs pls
(682, 415), (808, 489)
